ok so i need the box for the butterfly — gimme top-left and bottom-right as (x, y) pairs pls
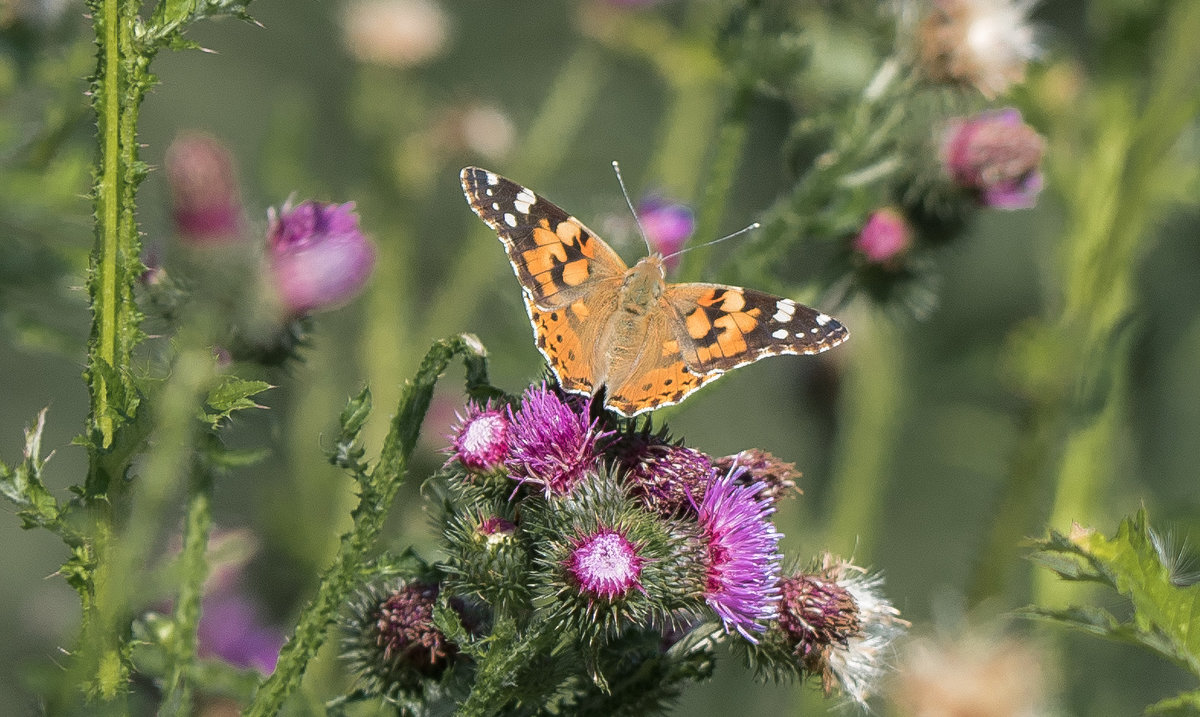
(460, 166), (849, 417)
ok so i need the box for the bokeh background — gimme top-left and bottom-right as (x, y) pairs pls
(2, 0), (1199, 714)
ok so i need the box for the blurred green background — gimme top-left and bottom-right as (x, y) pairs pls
(2, 0), (1199, 714)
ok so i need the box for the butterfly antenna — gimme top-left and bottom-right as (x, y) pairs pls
(661, 222), (761, 262)
(611, 161), (653, 254)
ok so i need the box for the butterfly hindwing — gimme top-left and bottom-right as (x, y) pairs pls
(604, 310), (721, 416)
(523, 289), (617, 398)
(663, 284), (849, 374)
(460, 166), (627, 309)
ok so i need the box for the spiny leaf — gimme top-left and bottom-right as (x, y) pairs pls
(0, 410), (63, 532)
(329, 386), (372, 471)
(1028, 509), (1200, 680)
(201, 376), (272, 428)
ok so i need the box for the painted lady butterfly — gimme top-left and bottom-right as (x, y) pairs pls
(461, 167), (849, 417)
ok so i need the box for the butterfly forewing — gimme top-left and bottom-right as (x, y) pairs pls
(460, 167), (627, 309)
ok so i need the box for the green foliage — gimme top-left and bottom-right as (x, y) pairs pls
(201, 375), (271, 429)
(328, 386), (373, 472)
(247, 334), (495, 717)
(1026, 510), (1200, 711)
(0, 410), (62, 532)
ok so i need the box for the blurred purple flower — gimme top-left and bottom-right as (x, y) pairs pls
(694, 466), (783, 641)
(165, 133), (245, 244)
(943, 108), (1045, 209)
(267, 200), (376, 315)
(638, 195), (694, 271)
(853, 208), (912, 264)
(197, 593), (285, 674)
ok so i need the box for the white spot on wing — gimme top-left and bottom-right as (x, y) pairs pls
(491, 202), (500, 210)
(513, 199), (532, 214)
(772, 329), (788, 340)
(816, 313), (831, 326)
(504, 213), (517, 227)
(486, 172), (499, 186)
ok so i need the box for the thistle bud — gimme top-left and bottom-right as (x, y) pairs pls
(165, 133), (246, 244)
(853, 208), (913, 265)
(342, 578), (462, 703)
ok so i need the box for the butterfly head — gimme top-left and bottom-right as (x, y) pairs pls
(622, 255), (667, 308)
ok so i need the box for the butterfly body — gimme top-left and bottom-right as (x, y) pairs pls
(461, 166), (848, 417)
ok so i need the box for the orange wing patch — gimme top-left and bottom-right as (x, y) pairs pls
(524, 293), (595, 395)
(606, 355), (717, 417)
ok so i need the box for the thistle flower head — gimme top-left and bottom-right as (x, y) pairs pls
(505, 384), (610, 496)
(446, 402), (510, 472)
(566, 527), (647, 601)
(614, 430), (717, 516)
(717, 449), (800, 505)
(694, 467), (784, 641)
(342, 579), (461, 702)
(267, 200), (376, 316)
(918, 0), (1039, 99)
(528, 470), (704, 643)
(853, 208), (913, 265)
(776, 556), (906, 707)
(943, 109), (1045, 209)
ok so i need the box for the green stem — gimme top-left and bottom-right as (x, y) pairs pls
(246, 336), (494, 716)
(81, 338), (219, 699)
(161, 464), (215, 715)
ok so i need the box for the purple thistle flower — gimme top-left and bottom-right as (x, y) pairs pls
(853, 208), (912, 265)
(942, 108), (1045, 209)
(566, 527), (646, 601)
(637, 195), (695, 272)
(446, 402), (510, 472)
(267, 200), (376, 316)
(505, 384), (610, 496)
(694, 466), (784, 641)
(197, 593), (285, 674)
